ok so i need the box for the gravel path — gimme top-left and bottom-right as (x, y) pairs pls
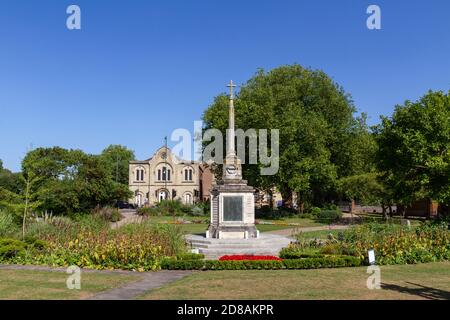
(87, 270), (192, 300)
(110, 209), (145, 229)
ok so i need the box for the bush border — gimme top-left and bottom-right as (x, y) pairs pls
(161, 255), (362, 270)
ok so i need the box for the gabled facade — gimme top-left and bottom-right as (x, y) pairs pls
(129, 147), (212, 207)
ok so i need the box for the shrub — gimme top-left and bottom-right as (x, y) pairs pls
(138, 201), (201, 217)
(24, 237), (48, 250)
(339, 222), (450, 265)
(110, 209), (122, 222)
(0, 210), (19, 237)
(322, 203), (339, 211)
(320, 243), (343, 255)
(291, 233), (324, 249)
(74, 215), (108, 232)
(279, 247), (324, 259)
(191, 206), (205, 216)
(309, 207), (321, 216)
(92, 207), (122, 222)
(255, 207), (292, 220)
(286, 256), (361, 269)
(157, 200), (185, 216)
(160, 255), (361, 270)
(316, 210), (342, 223)
(2, 218), (187, 271)
(176, 252), (205, 260)
(161, 258), (206, 270)
(151, 223), (186, 256)
(137, 207), (159, 216)
(0, 238), (27, 259)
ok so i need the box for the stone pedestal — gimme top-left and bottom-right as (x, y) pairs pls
(207, 179), (258, 239)
(206, 80), (258, 239)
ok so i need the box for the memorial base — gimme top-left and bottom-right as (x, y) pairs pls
(208, 180), (258, 239)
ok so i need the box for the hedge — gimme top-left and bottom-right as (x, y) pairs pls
(279, 252), (325, 259)
(175, 253), (205, 260)
(161, 255), (362, 270)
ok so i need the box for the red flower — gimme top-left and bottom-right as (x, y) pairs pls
(219, 255), (283, 261)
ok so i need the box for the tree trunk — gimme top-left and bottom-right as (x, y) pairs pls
(382, 204), (388, 220)
(297, 192), (304, 214)
(350, 199), (356, 214)
(22, 179), (30, 240)
(399, 205), (406, 218)
(268, 189), (274, 210)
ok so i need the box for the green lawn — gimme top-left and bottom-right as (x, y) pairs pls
(257, 217), (326, 228)
(2, 262), (449, 300)
(0, 268), (141, 300)
(140, 262), (450, 300)
(143, 215), (315, 235)
(356, 213), (424, 226)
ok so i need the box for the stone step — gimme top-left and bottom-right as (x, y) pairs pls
(185, 233), (292, 259)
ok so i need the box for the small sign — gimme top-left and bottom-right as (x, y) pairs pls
(368, 249), (376, 265)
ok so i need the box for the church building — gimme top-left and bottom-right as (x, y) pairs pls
(128, 146), (214, 207)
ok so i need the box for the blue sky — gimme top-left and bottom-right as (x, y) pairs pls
(0, 0), (449, 172)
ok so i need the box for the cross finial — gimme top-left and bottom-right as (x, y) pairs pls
(227, 80), (236, 99)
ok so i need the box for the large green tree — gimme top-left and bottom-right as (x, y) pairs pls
(0, 160), (23, 194)
(203, 65), (373, 209)
(100, 145), (135, 185)
(21, 147), (131, 214)
(375, 90), (450, 207)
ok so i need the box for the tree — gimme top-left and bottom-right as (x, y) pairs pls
(0, 161), (23, 194)
(203, 64), (371, 209)
(100, 145), (135, 185)
(20, 171), (42, 239)
(375, 90), (450, 207)
(21, 147), (132, 215)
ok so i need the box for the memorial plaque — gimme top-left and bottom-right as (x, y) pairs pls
(223, 196), (243, 221)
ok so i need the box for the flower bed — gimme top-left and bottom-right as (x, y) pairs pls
(0, 220), (188, 271)
(219, 255), (283, 261)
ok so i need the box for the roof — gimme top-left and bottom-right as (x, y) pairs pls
(131, 146), (201, 165)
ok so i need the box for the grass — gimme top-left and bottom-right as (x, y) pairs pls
(257, 216), (326, 228)
(140, 262), (450, 300)
(142, 215), (311, 235)
(2, 262), (449, 300)
(356, 213), (423, 226)
(0, 268), (141, 300)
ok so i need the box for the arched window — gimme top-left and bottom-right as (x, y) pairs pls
(135, 168), (144, 181)
(157, 166), (171, 181)
(184, 168), (193, 181)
